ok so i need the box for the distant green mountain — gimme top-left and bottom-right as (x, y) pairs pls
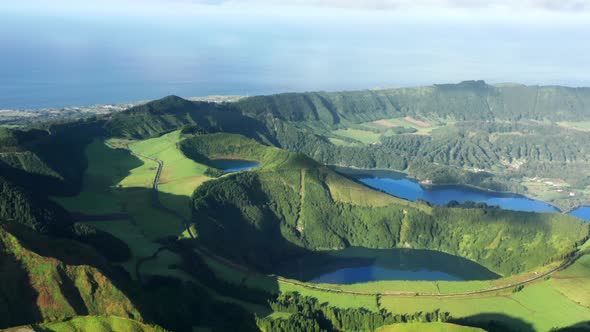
(236, 81), (590, 124)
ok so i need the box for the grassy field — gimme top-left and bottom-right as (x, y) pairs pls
(369, 117), (447, 135)
(376, 322), (485, 332)
(332, 128), (382, 144)
(551, 254), (590, 308)
(53, 139), (187, 280)
(328, 136), (359, 146)
(127, 130), (209, 194)
(379, 281), (590, 331)
(32, 316), (167, 332)
(330, 117), (450, 145)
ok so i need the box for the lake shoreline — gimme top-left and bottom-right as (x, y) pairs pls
(330, 165), (590, 217)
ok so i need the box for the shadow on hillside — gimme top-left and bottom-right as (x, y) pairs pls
(0, 121), (106, 197)
(0, 250), (43, 329)
(451, 313), (536, 332)
(453, 314), (590, 332)
(56, 267), (89, 316)
(553, 321), (590, 331)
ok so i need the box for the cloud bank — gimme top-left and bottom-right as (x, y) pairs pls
(4, 0), (590, 14)
(214, 0), (590, 12)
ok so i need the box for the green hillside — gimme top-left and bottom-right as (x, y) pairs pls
(3, 316), (168, 332)
(104, 95), (271, 142)
(34, 316), (167, 332)
(0, 224), (141, 328)
(187, 134), (589, 276)
(236, 81), (590, 124)
(0, 177), (71, 233)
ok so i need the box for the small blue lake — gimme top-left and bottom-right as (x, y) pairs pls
(210, 159), (260, 173)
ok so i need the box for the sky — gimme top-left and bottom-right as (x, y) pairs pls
(1, 0), (589, 108)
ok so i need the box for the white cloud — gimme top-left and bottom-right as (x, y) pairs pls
(5, 0), (590, 12)
(211, 0), (590, 12)
(2, 0), (589, 23)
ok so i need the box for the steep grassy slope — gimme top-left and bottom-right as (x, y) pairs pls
(31, 316), (168, 332)
(187, 134), (589, 276)
(0, 224), (141, 329)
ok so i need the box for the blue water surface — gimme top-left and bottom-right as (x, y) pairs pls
(210, 159), (259, 173)
(569, 206), (590, 221)
(309, 265), (463, 284)
(360, 176), (559, 213)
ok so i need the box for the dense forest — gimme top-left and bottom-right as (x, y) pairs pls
(257, 292), (451, 332)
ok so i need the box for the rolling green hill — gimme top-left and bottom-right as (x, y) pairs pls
(104, 95), (272, 142)
(187, 134), (589, 276)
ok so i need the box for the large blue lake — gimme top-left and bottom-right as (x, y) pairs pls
(360, 176), (558, 213)
(278, 248), (499, 284)
(336, 168), (590, 221)
(310, 266), (463, 284)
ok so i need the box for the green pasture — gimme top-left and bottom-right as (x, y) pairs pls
(35, 316), (167, 332)
(331, 128), (382, 144)
(376, 322), (485, 332)
(370, 117), (446, 135)
(378, 281), (590, 332)
(127, 130), (209, 194)
(53, 139), (187, 279)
